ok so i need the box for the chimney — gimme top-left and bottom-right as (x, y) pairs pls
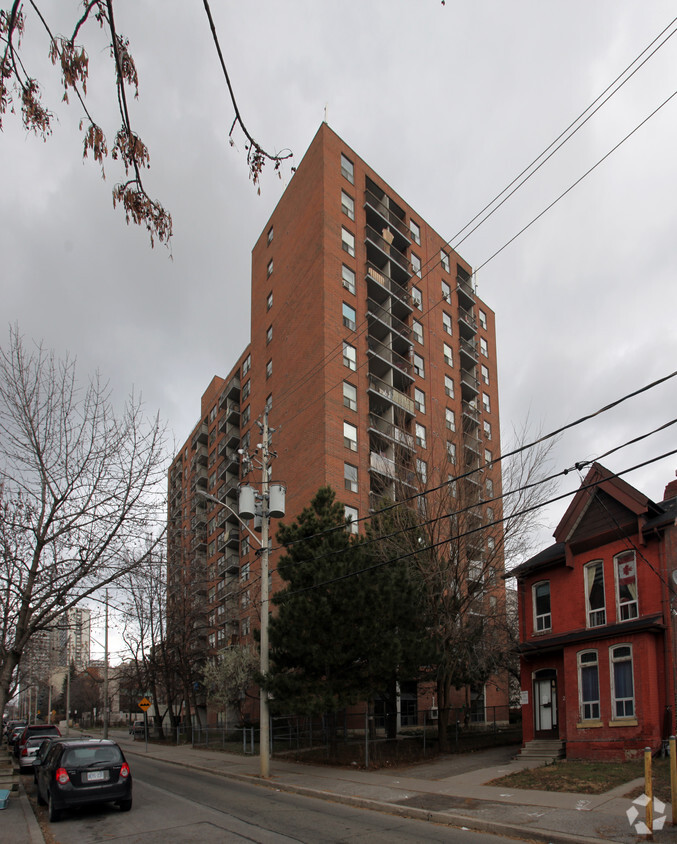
(663, 471), (677, 501)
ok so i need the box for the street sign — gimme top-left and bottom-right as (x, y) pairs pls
(138, 697), (151, 712)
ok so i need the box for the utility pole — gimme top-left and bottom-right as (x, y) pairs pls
(65, 632), (71, 736)
(259, 411), (271, 778)
(103, 589), (109, 739)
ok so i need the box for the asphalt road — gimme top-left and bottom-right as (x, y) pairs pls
(34, 754), (521, 843)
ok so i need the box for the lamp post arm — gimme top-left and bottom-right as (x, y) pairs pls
(196, 491), (262, 547)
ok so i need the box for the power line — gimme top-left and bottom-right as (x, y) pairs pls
(277, 448), (677, 600)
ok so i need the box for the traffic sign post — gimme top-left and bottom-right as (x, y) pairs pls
(138, 698), (151, 750)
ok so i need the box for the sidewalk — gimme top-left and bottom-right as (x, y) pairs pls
(116, 731), (671, 844)
(6, 730), (674, 843)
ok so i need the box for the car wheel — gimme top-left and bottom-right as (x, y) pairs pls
(48, 791), (61, 822)
(118, 798), (132, 812)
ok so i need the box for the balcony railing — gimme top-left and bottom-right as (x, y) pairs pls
(191, 421), (208, 449)
(459, 336), (479, 364)
(368, 414), (415, 451)
(364, 188), (410, 240)
(456, 273), (475, 309)
(369, 452), (416, 488)
(366, 298), (411, 340)
(365, 225), (410, 273)
(367, 374), (415, 415)
(365, 263), (411, 308)
(458, 306), (477, 337)
(367, 336), (413, 378)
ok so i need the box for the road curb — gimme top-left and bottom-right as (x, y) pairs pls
(124, 746), (617, 844)
(18, 779), (46, 844)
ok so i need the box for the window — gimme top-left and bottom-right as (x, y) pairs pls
(343, 421), (357, 451)
(267, 225), (273, 244)
(413, 319), (423, 344)
(411, 253), (421, 277)
(343, 381), (357, 411)
(442, 312), (452, 335)
(441, 280), (451, 302)
(265, 393), (272, 412)
(410, 219), (421, 245)
(266, 359), (272, 379)
(341, 227), (355, 257)
(344, 505), (358, 533)
(446, 441), (456, 463)
(266, 291), (273, 310)
(481, 364), (489, 384)
(341, 153), (354, 184)
(342, 302), (356, 330)
(344, 462), (358, 493)
(267, 258), (273, 277)
(483, 419), (492, 439)
(266, 325), (273, 344)
(343, 341), (356, 370)
(585, 561), (606, 627)
(342, 264), (356, 294)
(615, 550), (638, 620)
(242, 354), (251, 376)
(486, 506), (494, 522)
(341, 190), (355, 220)
(242, 380), (250, 400)
(241, 405), (250, 425)
(417, 458), (427, 483)
(578, 650), (600, 720)
(482, 392), (490, 413)
(480, 337), (489, 357)
(440, 250), (450, 272)
(414, 387), (425, 413)
(241, 617), (250, 637)
(411, 286), (422, 310)
(443, 343), (453, 367)
(444, 375), (454, 398)
(240, 561), (250, 581)
(241, 536), (250, 557)
(611, 645), (634, 718)
(415, 423), (427, 448)
(413, 353), (424, 377)
(445, 407), (455, 431)
(479, 309), (487, 330)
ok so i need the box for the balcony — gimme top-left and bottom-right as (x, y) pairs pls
(366, 297), (411, 341)
(364, 187), (410, 241)
(224, 375), (240, 402)
(224, 527), (240, 548)
(456, 273), (475, 310)
(365, 224), (411, 275)
(191, 512), (206, 531)
(225, 401), (240, 425)
(367, 336), (414, 381)
(369, 452), (416, 489)
(223, 478), (239, 500)
(458, 306), (477, 340)
(367, 373), (415, 416)
(191, 421), (208, 449)
(191, 467), (208, 489)
(224, 424), (240, 449)
(460, 369), (480, 401)
(462, 401), (480, 427)
(459, 336), (479, 365)
(367, 414), (415, 452)
(365, 263), (411, 313)
(219, 551), (240, 576)
(191, 533), (207, 553)
(463, 432), (482, 457)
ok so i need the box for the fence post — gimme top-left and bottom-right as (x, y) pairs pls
(644, 747), (653, 839)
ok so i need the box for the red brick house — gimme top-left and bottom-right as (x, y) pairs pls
(510, 463), (677, 760)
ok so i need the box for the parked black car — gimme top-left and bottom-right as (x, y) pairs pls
(35, 738), (132, 822)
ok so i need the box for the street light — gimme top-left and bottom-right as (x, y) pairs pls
(197, 408), (284, 778)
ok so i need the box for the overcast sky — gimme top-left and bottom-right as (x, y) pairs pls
(2, 1), (676, 659)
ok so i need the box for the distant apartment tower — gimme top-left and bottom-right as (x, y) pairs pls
(167, 124), (502, 714)
(51, 606), (92, 673)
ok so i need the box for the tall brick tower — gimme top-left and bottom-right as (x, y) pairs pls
(167, 123), (503, 723)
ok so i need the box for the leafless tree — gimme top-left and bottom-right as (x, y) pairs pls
(370, 421), (557, 750)
(0, 1), (292, 246)
(0, 324), (166, 717)
(202, 644), (258, 727)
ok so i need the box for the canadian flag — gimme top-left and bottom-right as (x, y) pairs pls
(618, 557), (636, 584)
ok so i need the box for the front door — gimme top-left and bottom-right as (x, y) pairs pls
(533, 670), (558, 738)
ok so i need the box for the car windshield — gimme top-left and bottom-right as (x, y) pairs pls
(63, 745), (123, 766)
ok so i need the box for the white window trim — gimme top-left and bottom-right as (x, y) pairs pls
(532, 580), (551, 632)
(610, 644), (635, 719)
(614, 550), (639, 621)
(584, 560), (606, 628)
(577, 649), (600, 721)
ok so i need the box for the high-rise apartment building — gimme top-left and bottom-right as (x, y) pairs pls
(167, 124), (503, 719)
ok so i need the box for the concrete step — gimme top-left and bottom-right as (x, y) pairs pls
(516, 740), (565, 762)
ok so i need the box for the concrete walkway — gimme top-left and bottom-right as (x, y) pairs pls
(6, 732), (675, 843)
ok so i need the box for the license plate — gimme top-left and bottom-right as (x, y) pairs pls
(85, 770), (109, 782)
